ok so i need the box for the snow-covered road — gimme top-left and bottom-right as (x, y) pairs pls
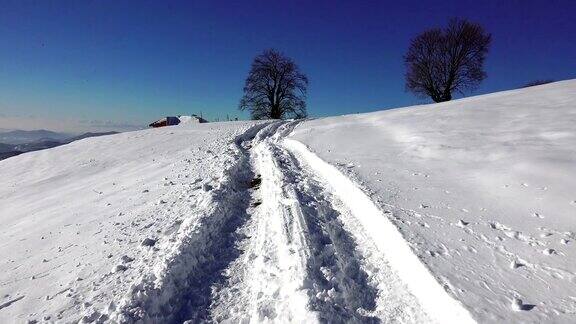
(101, 121), (471, 323)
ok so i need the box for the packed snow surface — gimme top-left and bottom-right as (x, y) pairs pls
(290, 80), (576, 323)
(1, 80), (575, 323)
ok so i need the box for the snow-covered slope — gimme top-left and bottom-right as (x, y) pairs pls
(1, 119), (473, 323)
(290, 80), (576, 323)
(1, 80), (575, 324)
(0, 121), (263, 322)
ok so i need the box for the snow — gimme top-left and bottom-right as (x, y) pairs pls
(176, 115), (194, 124)
(284, 138), (474, 323)
(1, 79), (575, 323)
(207, 122), (319, 322)
(289, 80), (576, 323)
(177, 115), (204, 124)
(0, 121), (263, 322)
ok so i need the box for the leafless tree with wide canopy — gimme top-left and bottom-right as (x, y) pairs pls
(240, 49), (308, 119)
(405, 18), (491, 103)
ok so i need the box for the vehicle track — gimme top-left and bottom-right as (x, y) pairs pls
(105, 121), (471, 323)
(104, 123), (271, 323)
(202, 122), (431, 323)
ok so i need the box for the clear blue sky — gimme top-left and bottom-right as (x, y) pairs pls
(0, 0), (574, 131)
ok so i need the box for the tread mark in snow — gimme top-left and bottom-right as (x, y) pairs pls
(104, 121), (467, 323)
(268, 140), (380, 323)
(207, 121), (427, 323)
(104, 122), (272, 323)
(0, 295), (25, 310)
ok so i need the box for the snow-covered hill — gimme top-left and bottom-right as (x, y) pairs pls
(1, 80), (575, 323)
(290, 80), (576, 323)
(0, 121), (263, 322)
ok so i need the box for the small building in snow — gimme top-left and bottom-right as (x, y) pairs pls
(148, 116), (181, 128)
(149, 115), (207, 128)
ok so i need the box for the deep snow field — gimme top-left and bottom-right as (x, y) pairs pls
(0, 80), (575, 323)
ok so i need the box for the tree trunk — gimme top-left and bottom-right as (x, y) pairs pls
(270, 104), (281, 119)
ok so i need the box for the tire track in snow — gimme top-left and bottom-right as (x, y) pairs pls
(263, 138), (381, 323)
(103, 120), (472, 323)
(208, 122), (430, 323)
(103, 123), (272, 323)
(284, 138), (476, 324)
(207, 125), (318, 322)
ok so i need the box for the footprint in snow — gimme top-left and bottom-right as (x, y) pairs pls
(542, 248), (556, 255)
(457, 220), (469, 227)
(511, 298), (535, 311)
(121, 255), (134, 263)
(488, 222), (511, 231)
(112, 264), (128, 273)
(141, 237), (157, 247)
(510, 260), (524, 269)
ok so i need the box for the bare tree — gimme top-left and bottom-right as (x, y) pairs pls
(405, 18), (491, 102)
(239, 49), (308, 119)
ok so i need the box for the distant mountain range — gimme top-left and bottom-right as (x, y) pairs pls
(0, 130), (118, 161)
(0, 129), (72, 145)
